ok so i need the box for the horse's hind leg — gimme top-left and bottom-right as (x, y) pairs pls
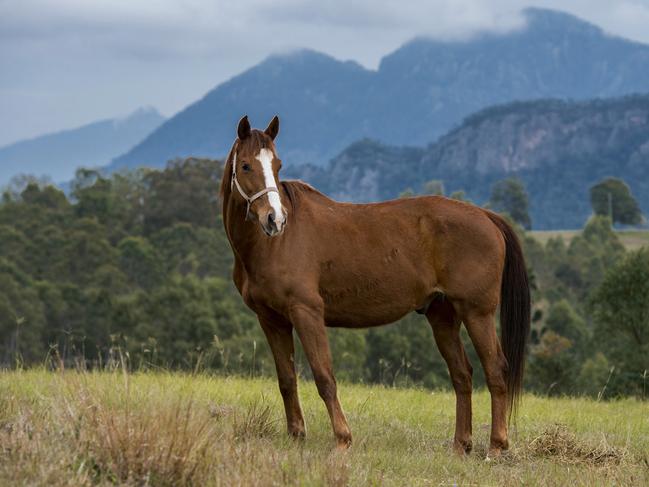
(426, 301), (473, 455)
(259, 316), (306, 439)
(462, 309), (509, 456)
(289, 303), (352, 448)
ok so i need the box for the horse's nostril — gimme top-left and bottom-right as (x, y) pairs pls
(267, 213), (279, 233)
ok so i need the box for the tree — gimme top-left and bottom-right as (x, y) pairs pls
(449, 190), (469, 202)
(118, 236), (163, 290)
(2, 174), (53, 202)
(590, 178), (643, 225)
(544, 299), (588, 345)
(0, 259), (46, 364)
(565, 216), (625, 297)
(590, 248), (649, 396)
(528, 330), (575, 395)
(527, 299), (589, 395)
(489, 177), (531, 229)
(422, 180), (444, 196)
(142, 158), (223, 234)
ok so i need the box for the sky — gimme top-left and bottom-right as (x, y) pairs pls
(2, 0), (649, 147)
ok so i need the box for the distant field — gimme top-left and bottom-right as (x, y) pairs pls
(1, 371), (647, 486)
(531, 229), (649, 250)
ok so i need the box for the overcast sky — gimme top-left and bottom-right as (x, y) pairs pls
(2, 0), (649, 146)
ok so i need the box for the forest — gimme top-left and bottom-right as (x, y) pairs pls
(1, 158), (647, 398)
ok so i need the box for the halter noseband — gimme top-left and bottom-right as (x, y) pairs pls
(230, 151), (280, 220)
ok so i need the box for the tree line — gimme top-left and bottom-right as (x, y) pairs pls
(1, 159), (647, 398)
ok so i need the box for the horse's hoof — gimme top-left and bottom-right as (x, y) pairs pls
(335, 435), (352, 450)
(487, 438), (509, 460)
(486, 445), (509, 461)
(289, 429), (306, 441)
(453, 439), (473, 456)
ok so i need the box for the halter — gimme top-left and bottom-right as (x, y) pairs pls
(230, 151), (280, 220)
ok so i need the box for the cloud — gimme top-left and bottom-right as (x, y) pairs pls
(2, 0), (649, 146)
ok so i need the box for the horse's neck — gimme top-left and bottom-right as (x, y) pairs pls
(223, 193), (264, 264)
(224, 194), (248, 242)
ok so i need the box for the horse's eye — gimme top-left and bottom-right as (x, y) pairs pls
(242, 163), (251, 172)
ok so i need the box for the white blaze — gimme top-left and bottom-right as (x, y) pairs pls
(256, 148), (284, 218)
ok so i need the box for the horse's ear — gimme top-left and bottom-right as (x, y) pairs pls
(264, 115), (280, 141)
(237, 115), (251, 140)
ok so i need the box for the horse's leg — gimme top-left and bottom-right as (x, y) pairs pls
(462, 310), (509, 456)
(258, 317), (306, 438)
(426, 302), (473, 455)
(289, 303), (352, 448)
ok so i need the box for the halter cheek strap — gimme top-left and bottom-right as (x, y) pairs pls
(230, 151), (280, 220)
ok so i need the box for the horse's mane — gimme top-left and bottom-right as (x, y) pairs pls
(280, 179), (330, 213)
(219, 140), (237, 202)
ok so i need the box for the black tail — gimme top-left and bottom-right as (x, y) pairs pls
(486, 212), (531, 419)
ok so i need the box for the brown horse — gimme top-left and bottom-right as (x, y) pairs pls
(220, 115), (530, 456)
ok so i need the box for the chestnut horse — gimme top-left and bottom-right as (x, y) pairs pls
(220, 116), (530, 456)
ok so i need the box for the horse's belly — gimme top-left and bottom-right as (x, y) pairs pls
(324, 306), (413, 328)
(317, 245), (437, 327)
(321, 284), (428, 328)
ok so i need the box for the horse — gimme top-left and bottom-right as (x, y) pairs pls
(220, 115), (530, 456)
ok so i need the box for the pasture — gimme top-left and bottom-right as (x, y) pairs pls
(530, 229), (649, 250)
(1, 371), (647, 486)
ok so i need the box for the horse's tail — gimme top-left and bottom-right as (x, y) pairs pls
(486, 212), (531, 419)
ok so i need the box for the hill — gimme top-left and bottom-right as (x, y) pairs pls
(0, 107), (164, 185)
(287, 95), (649, 229)
(1, 371), (646, 485)
(110, 8), (649, 170)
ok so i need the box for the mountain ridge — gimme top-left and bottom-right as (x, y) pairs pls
(0, 107), (165, 185)
(109, 8), (649, 170)
(285, 93), (649, 229)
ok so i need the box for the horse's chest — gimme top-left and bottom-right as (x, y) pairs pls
(240, 274), (290, 314)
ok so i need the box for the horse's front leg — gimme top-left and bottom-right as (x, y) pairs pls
(289, 302), (352, 448)
(258, 315), (306, 439)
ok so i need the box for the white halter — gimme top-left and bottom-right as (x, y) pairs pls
(230, 151), (280, 220)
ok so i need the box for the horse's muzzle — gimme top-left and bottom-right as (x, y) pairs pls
(261, 208), (286, 236)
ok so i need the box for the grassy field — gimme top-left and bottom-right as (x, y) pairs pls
(0, 371), (647, 486)
(530, 229), (649, 250)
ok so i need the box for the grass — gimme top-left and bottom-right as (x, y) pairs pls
(531, 229), (649, 250)
(0, 370), (647, 486)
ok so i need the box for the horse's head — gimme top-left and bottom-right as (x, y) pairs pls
(229, 115), (288, 236)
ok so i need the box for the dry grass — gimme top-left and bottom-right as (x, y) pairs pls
(0, 370), (647, 486)
(232, 399), (278, 441)
(526, 424), (631, 466)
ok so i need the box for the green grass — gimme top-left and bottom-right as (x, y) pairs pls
(1, 370), (647, 486)
(531, 229), (649, 250)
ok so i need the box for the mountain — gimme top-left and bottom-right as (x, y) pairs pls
(286, 94), (649, 230)
(108, 52), (372, 172)
(111, 8), (649, 170)
(284, 140), (425, 201)
(0, 107), (165, 185)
